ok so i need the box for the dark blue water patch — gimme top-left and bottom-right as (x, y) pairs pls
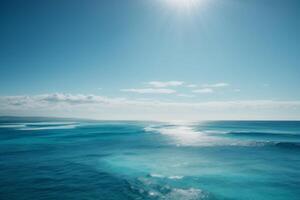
(226, 131), (300, 138)
(273, 141), (300, 150)
(0, 160), (142, 200)
(197, 121), (300, 135)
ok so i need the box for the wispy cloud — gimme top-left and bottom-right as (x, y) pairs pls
(177, 94), (195, 98)
(121, 88), (176, 94)
(192, 88), (214, 94)
(148, 81), (184, 88)
(186, 84), (197, 88)
(190, 82), (229, 94)
(202, 83), (229, 88)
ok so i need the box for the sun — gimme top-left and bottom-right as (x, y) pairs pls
(163, 0), (203, 13)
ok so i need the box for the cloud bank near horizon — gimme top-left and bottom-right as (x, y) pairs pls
(121, 88), (176, 94)
(1, 93), (300, 121)
(147, 81), (184, 88)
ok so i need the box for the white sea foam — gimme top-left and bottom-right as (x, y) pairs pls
(168, 175), (184, 179)
(0, 122), (79, 130)
(144, 125), (157, 132)
(202, 130), (228, 135)
(148, 191), (158, 197)
(18, 124), (78, 130)
(149, 173), (165, 178)
(0, 124), (26, 128)
(25, 122), (77, 126)
(165, 188), (206, 200)
(137, 175), (207, 199)
(149, 173), (184, 180)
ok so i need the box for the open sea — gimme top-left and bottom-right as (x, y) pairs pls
(0, 118), (299, 200)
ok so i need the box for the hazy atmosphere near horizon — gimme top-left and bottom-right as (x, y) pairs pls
(0, 1), (300, 200)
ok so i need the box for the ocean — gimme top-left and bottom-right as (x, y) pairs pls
(0, 119), (299, 200)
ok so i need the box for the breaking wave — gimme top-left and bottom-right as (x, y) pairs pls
(130, 175), (210, 200)
(226, 131), (300, 138)
(0, 124), (26, 128)
(0, 122), (79, 130)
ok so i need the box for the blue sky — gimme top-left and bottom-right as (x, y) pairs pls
(0, 0), (300, 120)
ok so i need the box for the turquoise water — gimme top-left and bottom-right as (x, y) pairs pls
(0, 119), (299, 199)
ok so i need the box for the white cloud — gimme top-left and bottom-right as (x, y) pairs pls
(202, 83), (229, 88)
(148, 81), (184, 88)
(177, 94), (195, 98)
(121, 88), (176, 94)
(1, 94), (300, 120)
(0, 93), (124, 107)
(186, 84), (197, 88)
(192, 88), (214, 94)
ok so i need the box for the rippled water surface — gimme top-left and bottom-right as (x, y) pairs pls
(0, 120), (299, 199)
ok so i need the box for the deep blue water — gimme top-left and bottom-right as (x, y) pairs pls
(0, 119), (300, 200)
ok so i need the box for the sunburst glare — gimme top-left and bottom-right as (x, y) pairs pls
(162, 0), (205, 14)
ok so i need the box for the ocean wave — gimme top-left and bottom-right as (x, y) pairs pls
(226, 131), (300, 138)
(0, 124), (26, 128)
(272, 141), (300, 149)
(18, 124), (79, 130)
(243, 141), (300, 150)
(168, 175), (184, 180)
(0, 122), (80, 130)
(149, 173), (184, 180)
(132, 176), (209, 200)
(164, 188), (207, 200)
(25, 122), (78, 126)
(149, 173), (165, 178)
(202, 130), (228, 135)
